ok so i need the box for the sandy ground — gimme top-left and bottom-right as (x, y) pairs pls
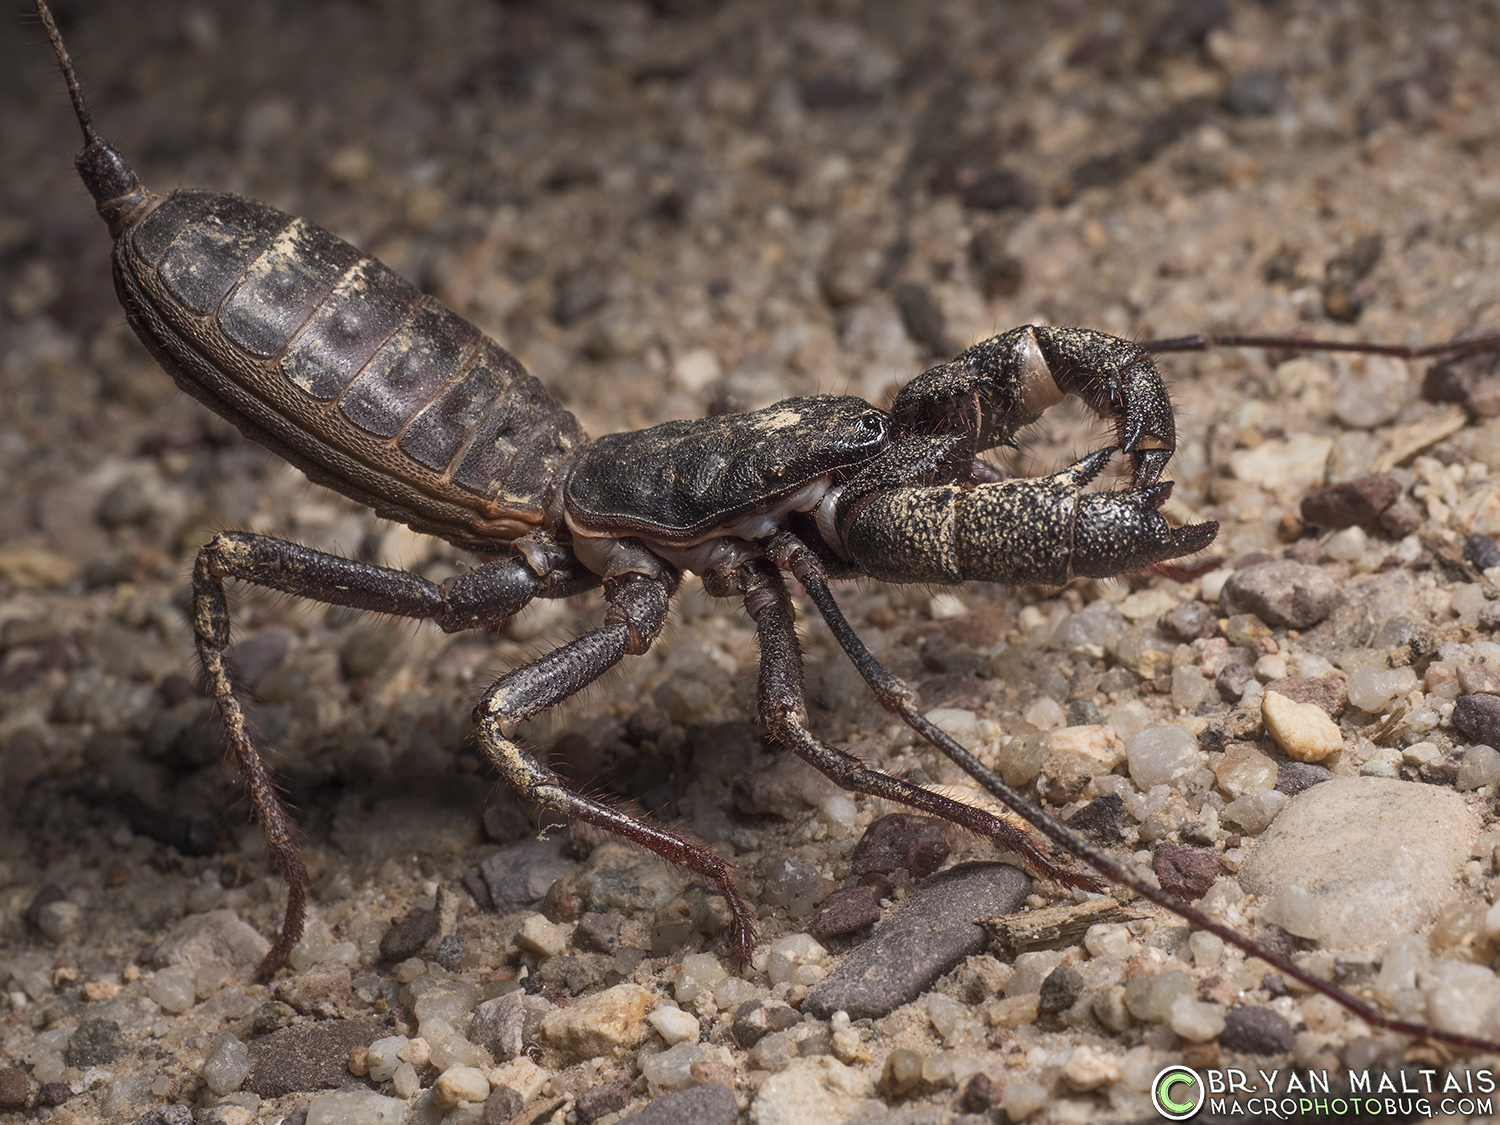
(3, 0), (1500, 1122)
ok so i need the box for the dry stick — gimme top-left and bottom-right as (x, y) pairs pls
(784, 557), (1500, 1056)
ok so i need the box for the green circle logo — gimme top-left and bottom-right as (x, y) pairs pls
(1153, 1065), (1203, 1120)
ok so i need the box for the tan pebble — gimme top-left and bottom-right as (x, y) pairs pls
(83, 979), (122, 1003)
(541, 983), (653, 1058)
(516, 913), (568, 958)
(1047, 725), (1127, 771)
(1062, 1045), (1119, 1091)
(488, 1056), (548, 1102)
(397, 1036), (431, 1067)
(347, 1046), (369, 1077)
(432, 1065), (491, 1109)
(1262, 690), (1343, 762)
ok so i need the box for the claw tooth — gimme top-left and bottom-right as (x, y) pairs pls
(1138, 480), (1175, 509)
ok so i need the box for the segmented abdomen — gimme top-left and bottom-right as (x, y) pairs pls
(117, 189), (583, 550)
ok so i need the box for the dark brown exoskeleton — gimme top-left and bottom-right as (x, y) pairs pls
(35, 1), (1500, 1055)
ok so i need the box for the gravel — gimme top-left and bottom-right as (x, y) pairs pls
(7, 1), (1500, 1121)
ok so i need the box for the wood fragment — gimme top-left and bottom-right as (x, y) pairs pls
(980, 896), (1139, 955)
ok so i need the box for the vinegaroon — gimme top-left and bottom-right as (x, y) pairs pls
(31, 0), (1500, 1058)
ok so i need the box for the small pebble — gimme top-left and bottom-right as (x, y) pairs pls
(1220, 1006), (1295, 1054)
(147, 966), (196, 1013)
(574, 911), (623, 954)
(202, 1031), (251, 1095)
(365, 1036), (410, 1083)
(1467, 534), (1500, 571)
(1260, 884), (1322, 940)
(1458, 745), (1500, 791)
(1167, 994), (1227, 1042)
(648, 1005), (699, 1046)
(1222, 786), (1288, 834)
(432, 1065), (491, 1109)
(305, 1089), (407, 1125)
(485, 1084), (526, 1124)
(516, 913), (568, 957)
(1158, 599), (1217, 641)
(576, 1077), (632, 1123)
(1347, 665), (1418, 712)
(1153, 842), (1220, 900)
(541, 983), (653, 1058)
(1300, 474), (1401, 528)
(1124, 970), (1192, 1022)
(1454, 694), (1500, 748)
(66, 1019), (126, 1067)
(1001, 1080), (1049, 1122)
(1061, 1045), (1118, 1091)
(813, 884), (882, 939)
(0, 1069), (27, 1109)
(1125, 725), (1202, 788)
(1219, 561), (1339, 628)
(1262, 690), (1343, 762)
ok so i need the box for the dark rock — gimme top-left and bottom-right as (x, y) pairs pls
(380, 909), (440, 963)
(574, 1077), (632, 1123)
(66, 1018), (127, 1067)
(803, 862), (1029, 1020)
(849, 814), (956, 880)
(1219, 561), (1340, 628)
(37, 1083), (70, 1107)
(1271, 674), (1347, 718)
(1300, 474), (1402, 528)
(481, 838), (573, 914)
(1379, 496), (1424, 537)
(1420, 754), (1463, 784)
(433, 933), (466, 972)
(574, 911), (623, 954)
(1466, 534), (1500, 571)
(1159, 600), (1217, 642)
(1065, 795), (1127, 843)
(134, 1106), (195, 1125)
(732, 999), (802, 1048)
(1038, 965), (1086, 1013)
(616, 1082), (736, 1125)
(1274, 761), (1334, 797)
(1454, 695), (1500, 748)
(1065, 699), (1104, 726)
(1221, 1005), (1295, 1054)
(244, 1019), (387, 1098)
(962, 1071), (1004, 1111)
(0, 1068), (27, 1109)
(1153, 842), (1219, 900)
(471, 990), (524, 1060)
(1216, 663), (1256, 702)
(813, 884), (883, 939)
(1224, 70), (1285, 116)
(484, 1085), (525, 1125)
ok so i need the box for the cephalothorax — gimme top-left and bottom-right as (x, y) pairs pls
(34, 0), (1500, 1058)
